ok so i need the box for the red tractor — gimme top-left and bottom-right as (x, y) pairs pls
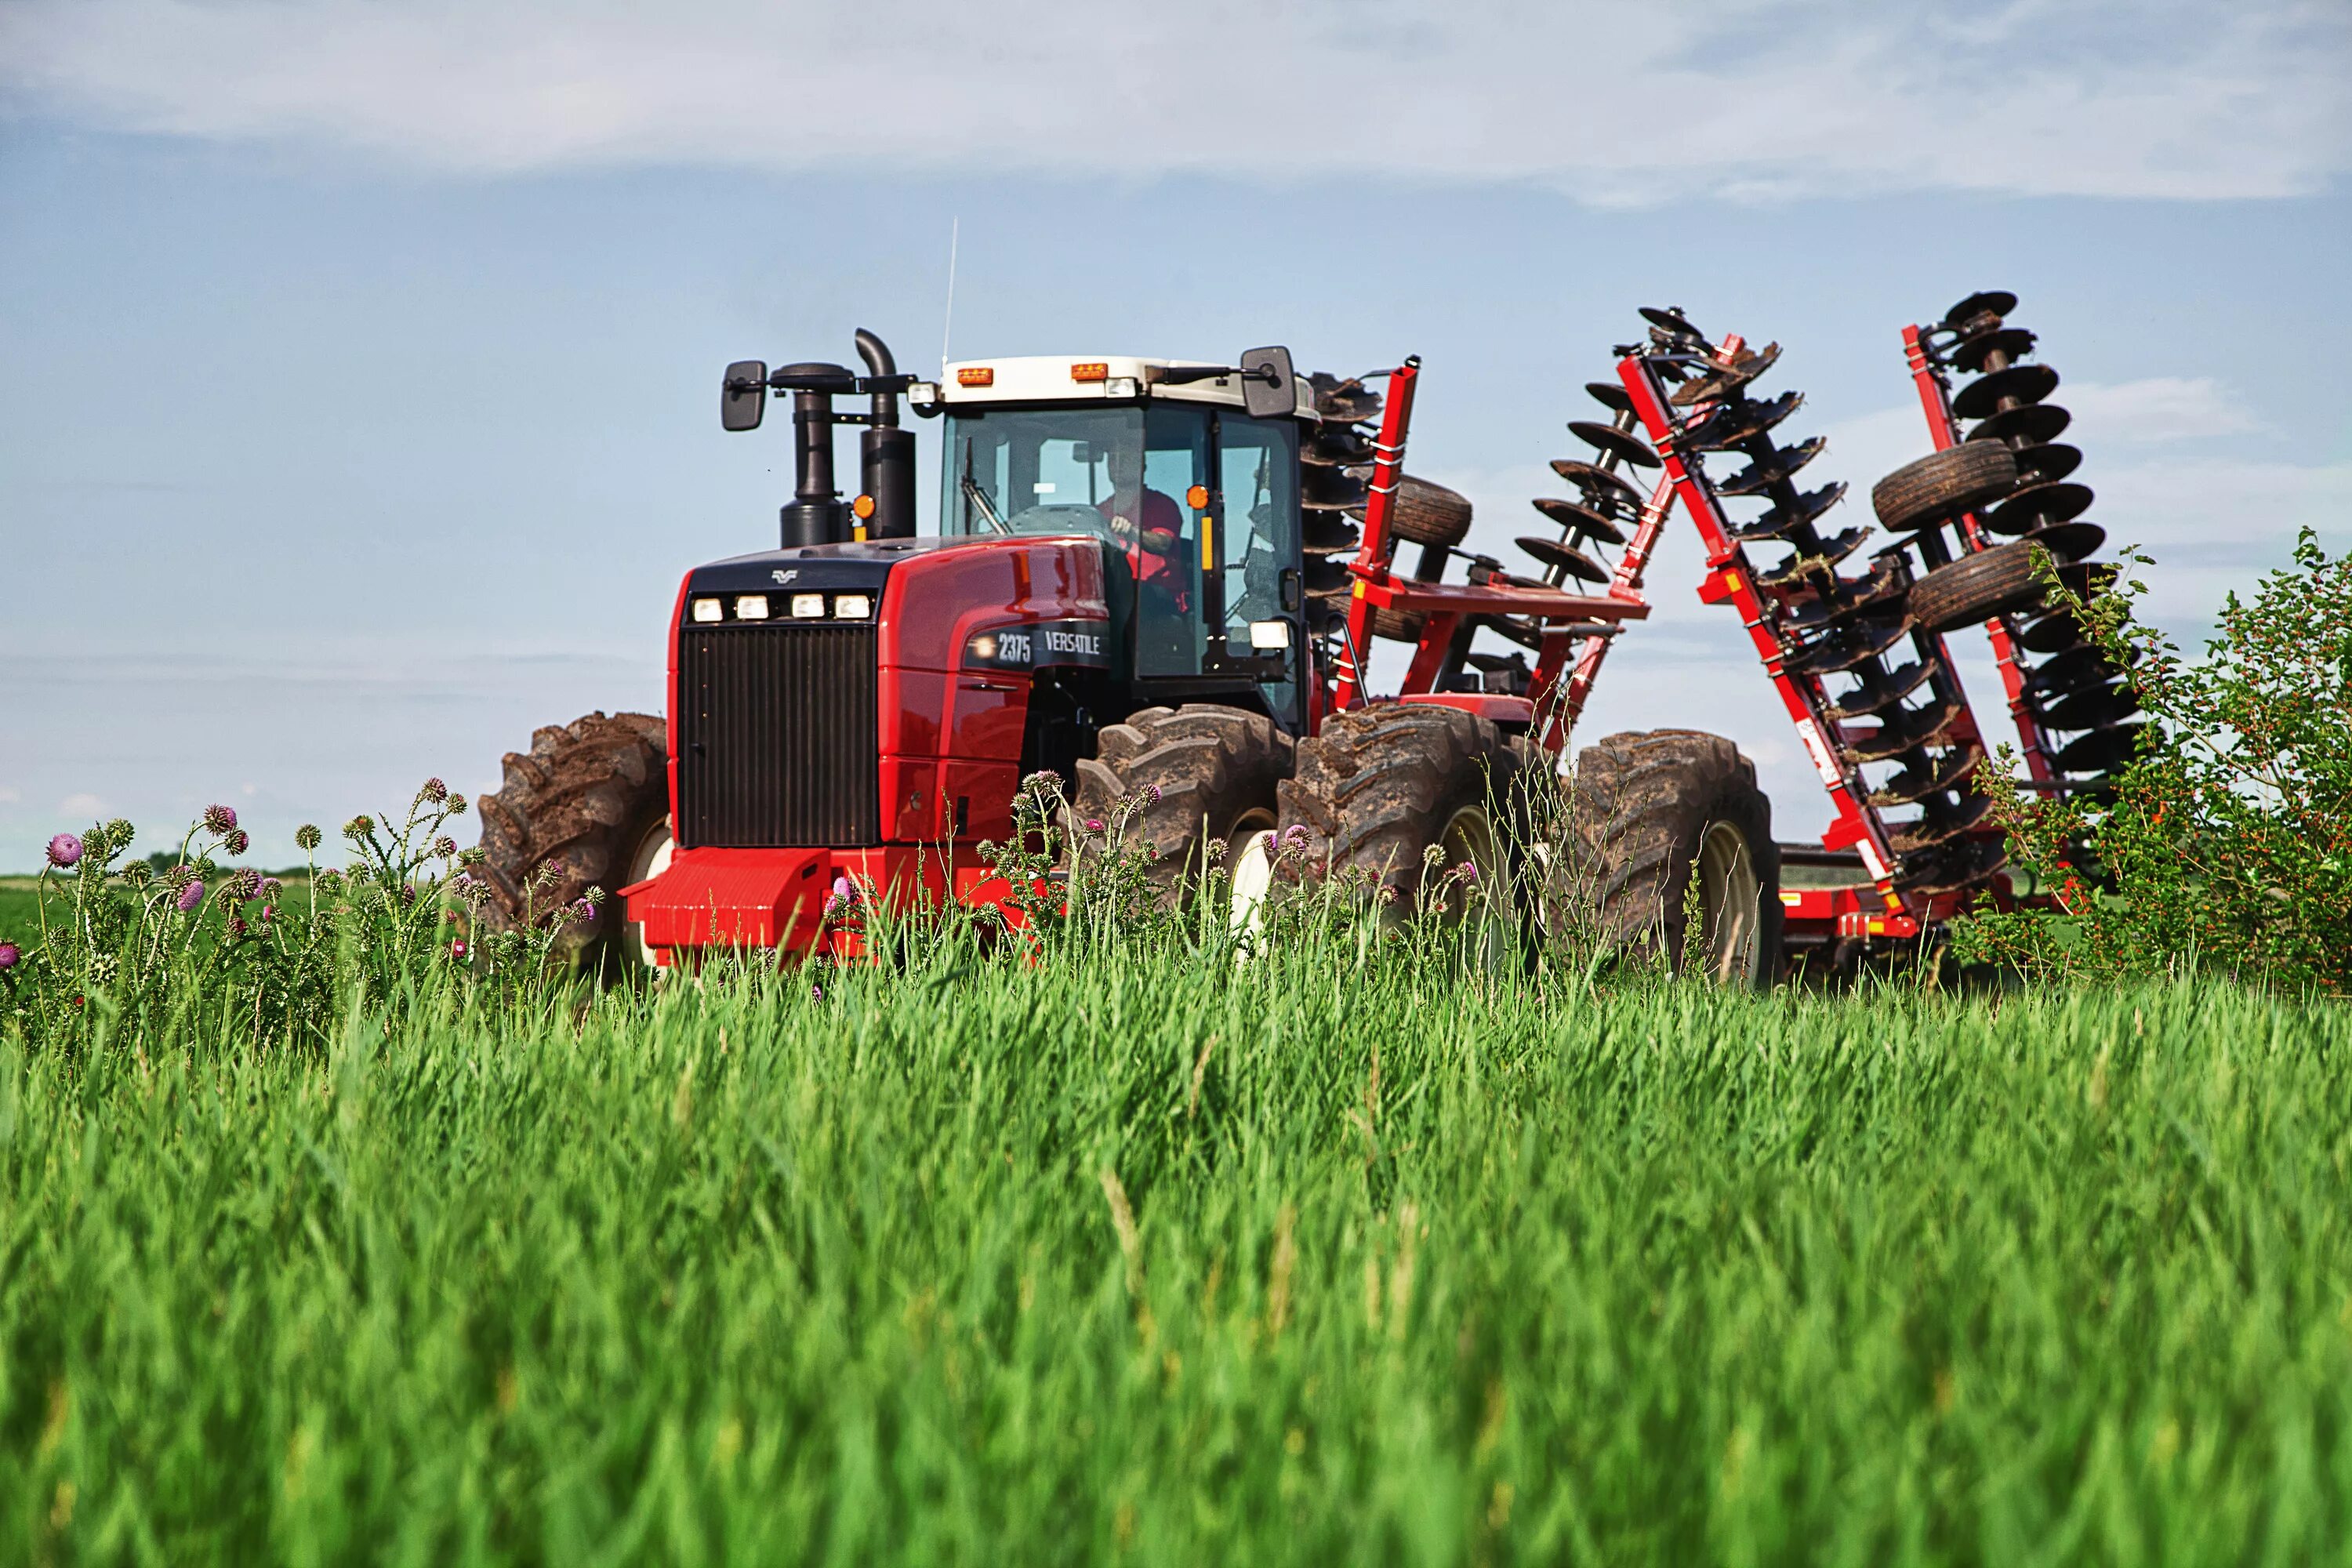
(475, 330), (1787, 982)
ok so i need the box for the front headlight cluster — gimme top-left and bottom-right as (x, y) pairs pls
(690, 592), (875, 624)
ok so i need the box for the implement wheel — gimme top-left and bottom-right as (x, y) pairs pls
(1871, 443), (2018, 532)
(1563, 729), (1780, 986)
(1074, 705), (1293, 903)
(1276, 702), (1526, 946)
(1907, 539), (2050, 634)
(1385, 475), (1475, 550)
(476, 711), (670, 972)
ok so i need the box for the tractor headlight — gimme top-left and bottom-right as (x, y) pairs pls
(691, 598), (724, 623)
(733, 594), (770, 620)
(789, 593), (826, 619)
(834, 593), (873, 619)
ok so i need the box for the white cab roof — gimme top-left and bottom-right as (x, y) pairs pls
(925, 355), (1319, 419)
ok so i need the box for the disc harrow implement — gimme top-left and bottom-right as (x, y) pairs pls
(1599, 308), (2009, 917)
(1897, 289), (2142, 802)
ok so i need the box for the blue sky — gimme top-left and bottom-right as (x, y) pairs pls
(3, 2), (2348, 869)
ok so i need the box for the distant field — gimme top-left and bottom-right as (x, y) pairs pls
(2, 949), (2347, 1563)
(0, 879), (43, 946)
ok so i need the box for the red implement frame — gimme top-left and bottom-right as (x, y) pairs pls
(1900, 325), (2057, 782)
(1330, 357), (1649, 748)
(1613, 347), (1918, 937)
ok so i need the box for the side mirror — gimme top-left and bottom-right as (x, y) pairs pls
(1239, 346), (1295, 420)
(722, 360), (768, 431)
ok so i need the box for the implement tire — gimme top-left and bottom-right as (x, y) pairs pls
(1907, 539), (2050, 633)
(1277, 702), (1525, 930)
(1871, 443), (2018, 531)
(1563, 729), (1780, 987)
(1386, 475), (1475, 549)
(1074, 705), (1293, 902)
(476, 711), (671, 971)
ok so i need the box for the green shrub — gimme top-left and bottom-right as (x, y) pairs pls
(1956, 528), (2352, 991)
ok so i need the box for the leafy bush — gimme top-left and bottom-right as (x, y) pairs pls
(1956, 529), (2352, 992)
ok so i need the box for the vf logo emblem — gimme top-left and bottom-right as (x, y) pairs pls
(771, 568), (799, 585)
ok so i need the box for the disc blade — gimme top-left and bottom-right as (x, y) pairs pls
(1530, 496), (1630, 545)
(2024, 520), (2105, 561)
(1568, 419), (1661, 470)
(2027, 642), (2124, 695)
(1756, 526), (1873, 589)
(2038, 679), (2141, 732)
(1671, 342), (1784, 407)
(1786, 613), (1911, 676)
(1679, 389), (1806, 453)
(1302, 555), (1352, 594)
(1302, 514), (1359, 554)
(2056, 722), (2146, 774)
(1302, 429), (1375, 467)
(1899, 836), (2009, 896)
(1983, 480), (2093, 534)
(1584, 379), (1632, 413)
(1868, 744), (1982, 807)
(1640, 305), (1707, 339)
(1844, 695), (1965, 761)
(1548, 459), (1647, 510)
(1513, 535), (1609, 584)
(1826, 658), (1935, 718)
(1965, 403), (2071, 447)
(1301, 467), (1368, 510)
(2013, 442), (2083, 485)
(2013, 609), (2085, 654)
(1943, 290), (2019, 330)
(1733, 481), (1848, 543)
(1308, 371), (1381, 425)
(1719, 437), (1827, 497)
(1889, 792), (1997, 853)
(1951, 362), (2061, 422)
(1951, 325), (2038, 374)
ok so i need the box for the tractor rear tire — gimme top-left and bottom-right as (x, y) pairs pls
(1907, 539), (2050, 634)
(1369, 604), (1428, 643)
(1276, 702), (1526, 928)
(1074, 706), (1293, 902)
(1386, 475), (1475, 550)
(1871, 443), (2017, 532)
(475, 711), (671, 972)
(1560, 729), (1780, 987)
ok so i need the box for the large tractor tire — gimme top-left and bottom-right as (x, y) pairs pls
(1907, 539), (2049, 634)
(476, 711), (671, 971)
(1276, 702), (1525, 935)
(1871, 443), (2017, 531)
(1073, 705), (1292, 902)
(1560, 729), (1780, 987)
(1386, 475), (1475, 550)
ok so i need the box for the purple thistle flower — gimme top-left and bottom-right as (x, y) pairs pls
(0, 942), (19, 971)
(1147, 783), (1163, 804)
(227, 913), (249, 938)
(203, 804), (238, 835)
(1085, 818), (1105, 834)
(176, 880), (205, 913)
(432, 837), (458, 859)
(224, 829), (250, 856)
(46, 833), (82, 869)
(573, 898), (597, 920)
(1457, 860), (1479, 884)
(260, 906), (276, 924)
(451, 938), (468, 959)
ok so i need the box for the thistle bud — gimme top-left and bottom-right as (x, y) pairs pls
(296, 824), (322, 851)
(203, 804), (238, 835)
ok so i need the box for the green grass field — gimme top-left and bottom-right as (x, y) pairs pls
(4, 946), (2349, 1564)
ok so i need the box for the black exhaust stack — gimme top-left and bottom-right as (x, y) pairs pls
(777, 361), (852, 549)
(854, 328), (916, 540)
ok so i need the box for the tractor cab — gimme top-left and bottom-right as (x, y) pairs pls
(918, 354), (1317, 731)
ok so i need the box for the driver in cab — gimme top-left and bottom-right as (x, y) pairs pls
(1099, 444), (1189, 612)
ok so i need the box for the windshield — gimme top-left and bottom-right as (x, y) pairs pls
(942, 406), (1192, 543)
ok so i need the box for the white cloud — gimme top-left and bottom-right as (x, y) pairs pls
(58, 793), (105, 817)
(2063, 378), (2263, 445)
(2, 1), (2345, 200)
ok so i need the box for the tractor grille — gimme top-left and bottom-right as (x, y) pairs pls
(676, 624), (880, 848)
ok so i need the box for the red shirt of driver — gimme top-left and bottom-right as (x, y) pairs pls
(1100, 489), (1188, 607)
